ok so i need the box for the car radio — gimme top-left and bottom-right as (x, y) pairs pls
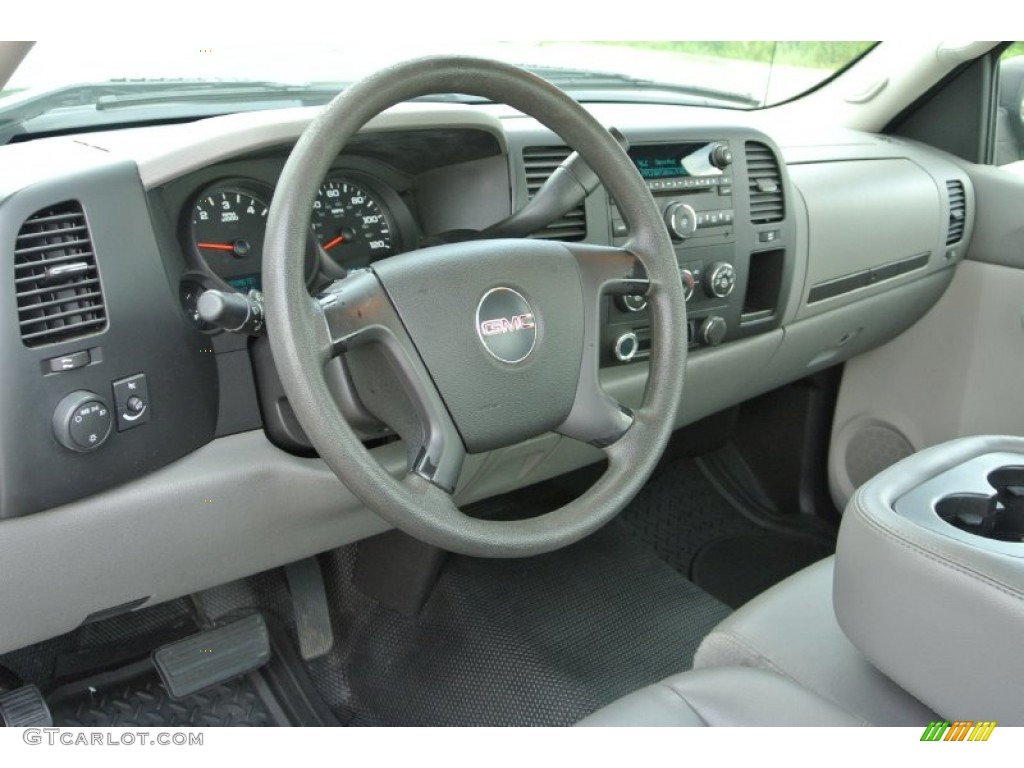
(605, 140), (741, 364)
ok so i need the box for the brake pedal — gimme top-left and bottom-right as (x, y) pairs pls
(153, 613), (270, 699)
(0, 685), (52, 727)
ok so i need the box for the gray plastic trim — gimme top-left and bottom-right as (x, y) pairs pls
(892, 451), (1024, 558)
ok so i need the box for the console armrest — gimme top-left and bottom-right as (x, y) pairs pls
(834, 435), (1024, 725)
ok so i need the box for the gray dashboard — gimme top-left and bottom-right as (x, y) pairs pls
(0, 101), (974, 653)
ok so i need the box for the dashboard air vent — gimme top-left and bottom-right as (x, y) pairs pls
(13, 200), (107, 347)
(745, 142), (785, 224)
(522, 146), (587, 241)
(946, 180), (966, 245)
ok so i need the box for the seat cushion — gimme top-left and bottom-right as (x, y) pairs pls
(693, 557), (936, 726)
(577, 667), (865, 727)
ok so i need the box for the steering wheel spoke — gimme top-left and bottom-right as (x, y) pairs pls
(553, 243), (647, 447)
(316, 271), (466, 494)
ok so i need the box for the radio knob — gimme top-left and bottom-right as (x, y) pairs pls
(613, 332), (640, 363)
(710, 143), (733, 169)
(705, 262), (736, 298)
(616, 294), (648, 313)
(680, 269), (695, 301)
(664, 202), (698, 241)
(699, 316), (728, 347)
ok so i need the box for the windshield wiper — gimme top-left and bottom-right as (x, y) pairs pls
(92, 80), (347, 110)
(524, 66), (760, 108)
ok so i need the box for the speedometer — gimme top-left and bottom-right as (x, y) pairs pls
(312, 178), (394, 269)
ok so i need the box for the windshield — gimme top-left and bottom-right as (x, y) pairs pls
(0, 41), (874, 139)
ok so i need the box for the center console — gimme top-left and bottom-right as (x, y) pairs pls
(833, 436), (1024, 725)
(601, 133), (795, 366)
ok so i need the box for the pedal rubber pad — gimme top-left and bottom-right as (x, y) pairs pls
(0, 685), (52, 727)
(153, 613), (270, 699)
(284, 557), (335, 661)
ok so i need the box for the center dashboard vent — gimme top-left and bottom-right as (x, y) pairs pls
(522, 146), (587, 241)
(13, 200), (107, 347)
(745, 141), (785, 224)
(946, 179), (966, 245)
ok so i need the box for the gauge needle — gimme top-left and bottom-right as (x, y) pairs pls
(197, 242), (235, 251)
(322, 235), (345, 251)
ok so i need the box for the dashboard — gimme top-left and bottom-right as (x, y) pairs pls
(0, 99), (975, 653)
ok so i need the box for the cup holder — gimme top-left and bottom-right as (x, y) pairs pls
(934, 465), (1024, 543)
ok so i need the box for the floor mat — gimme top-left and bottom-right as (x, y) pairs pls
(199, 523), (730, 727)
(47, 660), (281, 727)
(691, 533), (833, 608)
(327, 524), (728, 726)
(619, 457), (833, 607)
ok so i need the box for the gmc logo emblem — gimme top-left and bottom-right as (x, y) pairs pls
(479, 313), (535, 336)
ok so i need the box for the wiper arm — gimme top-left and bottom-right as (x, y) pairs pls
(94, 81), (346, 110)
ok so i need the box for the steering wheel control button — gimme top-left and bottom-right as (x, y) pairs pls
(475, 287), (537, 364)
(52, 391), (113, 452)
(613, 332), (640, 363)
(46, 350), (89, 374)
(705, 262), (737, 298)
(112, 373), (150, 431)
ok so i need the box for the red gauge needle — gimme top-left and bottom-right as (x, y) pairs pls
(197, 242), (235, 251)
(322, 235), (345, 251)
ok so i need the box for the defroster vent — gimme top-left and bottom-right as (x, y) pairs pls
(14, 200), (107, 347)
(522, 146), (587, 241)
(745, 142), (785, 224)
(946, 180), (966, 245)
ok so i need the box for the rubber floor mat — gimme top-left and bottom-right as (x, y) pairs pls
(691, 533), (832, 608)
(296, 522), (730, 726)
(47, 659), (282, 727)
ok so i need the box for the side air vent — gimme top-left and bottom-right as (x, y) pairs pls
(522, 146), (587, 241)
(946, 180), (966, 245)
(14, 200), (107, 347)
(745, 141), (785, 224)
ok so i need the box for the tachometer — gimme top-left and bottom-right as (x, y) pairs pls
(187, 181), (317, 291)
(191, 187), (268, 291)
(312, 178), (394, 268)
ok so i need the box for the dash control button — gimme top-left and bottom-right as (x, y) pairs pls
(112, 373), (150, 431)
(52, 391), (113, 452)
(47, 350), (89, 373)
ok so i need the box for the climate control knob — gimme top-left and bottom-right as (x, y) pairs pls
(664, 202), (698, 241)
(616, 294), (648, 313)
(613, 332), (640, 363)
(705, 262), (736, 298)
(680, 269), (695, 301)
(698, 316), (728, 347)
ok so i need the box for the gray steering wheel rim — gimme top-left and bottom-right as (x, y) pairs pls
(264, 56), (686, 558)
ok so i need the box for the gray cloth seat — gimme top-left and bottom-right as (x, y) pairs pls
(692, 557), (936, 725)
(577, 666), (865, 727)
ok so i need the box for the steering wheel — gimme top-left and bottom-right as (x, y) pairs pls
(263, 56), (687, 558)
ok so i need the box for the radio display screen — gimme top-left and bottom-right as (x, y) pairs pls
(628, 143), (723, 180)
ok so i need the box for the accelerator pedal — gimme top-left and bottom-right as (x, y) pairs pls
(284, 557), (335, 661)
(0, 685), (52, 727)
(153, 613), (270, 699)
